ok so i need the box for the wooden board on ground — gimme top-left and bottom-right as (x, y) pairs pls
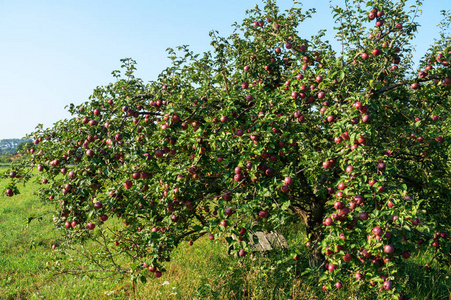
(231, 231), (288, 253)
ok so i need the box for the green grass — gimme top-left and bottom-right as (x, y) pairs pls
(0, 166), (450, 299)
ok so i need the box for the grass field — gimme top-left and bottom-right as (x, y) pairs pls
(0, 165), (450, 299)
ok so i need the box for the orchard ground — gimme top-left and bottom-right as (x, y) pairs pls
(0, 165), (449, 299)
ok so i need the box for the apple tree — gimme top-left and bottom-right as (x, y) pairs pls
(3, 0), (451, 298)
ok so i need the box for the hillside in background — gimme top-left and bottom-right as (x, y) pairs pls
(0, 139), (31, 154)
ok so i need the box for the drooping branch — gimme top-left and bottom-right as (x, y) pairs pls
(130, 93), (154, 101)
(53, 268), (131, 276)
(373, 76), (438, 96)
(175, 229), (198, 243)
(138, 111), (162, 116)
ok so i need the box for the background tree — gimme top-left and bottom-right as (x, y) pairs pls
(14, 140), (33, 155)
(0, 138), (29, 154)
(3, 0), (450, 299)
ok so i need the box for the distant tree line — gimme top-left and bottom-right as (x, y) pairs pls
(0, 139), (32, 154)
(0, 139), (33, 163)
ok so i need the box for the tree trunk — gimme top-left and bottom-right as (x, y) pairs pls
(291, 204), (326, 268)
(306, 223), (325, 268)
(306, 201), (326, 268)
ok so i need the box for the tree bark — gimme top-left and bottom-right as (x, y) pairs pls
(306, 202), (326, 268)
(306, 223), (325, 268)
(291, 202), (326, 268)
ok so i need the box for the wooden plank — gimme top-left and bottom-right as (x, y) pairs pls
(230, 231), (288, 253)
(249, 231), (273, 251)
(265, 231), (288, 248)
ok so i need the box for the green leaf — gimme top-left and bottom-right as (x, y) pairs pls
(281, 200), (291, 211)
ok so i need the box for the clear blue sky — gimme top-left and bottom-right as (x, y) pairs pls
(0, 0), (447, 140)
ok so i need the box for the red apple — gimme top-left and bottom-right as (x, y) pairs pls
(361, 249), (371, 258)
(343, 254), (352, 261)
(280, 185), (289, 193)
(284, 176), (293, 185)
(238, 249), (247, 257)
(334, 201), (344, 210)
(324, 217), (334, 226)
(383, 280), (392, 290)
(384, 244), (394, 254)
(377, 162), (386, 172)
(372, 226), (382, 236)
(328, 263), (336, 272)
(124, 180), (133, 189)
(360, 212), (369, 220)
(148, 266), (156, 272)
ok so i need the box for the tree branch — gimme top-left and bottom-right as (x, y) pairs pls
(373, 76), (437, 96)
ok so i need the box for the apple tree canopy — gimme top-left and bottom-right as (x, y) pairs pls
(4, 0), (451, 297)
